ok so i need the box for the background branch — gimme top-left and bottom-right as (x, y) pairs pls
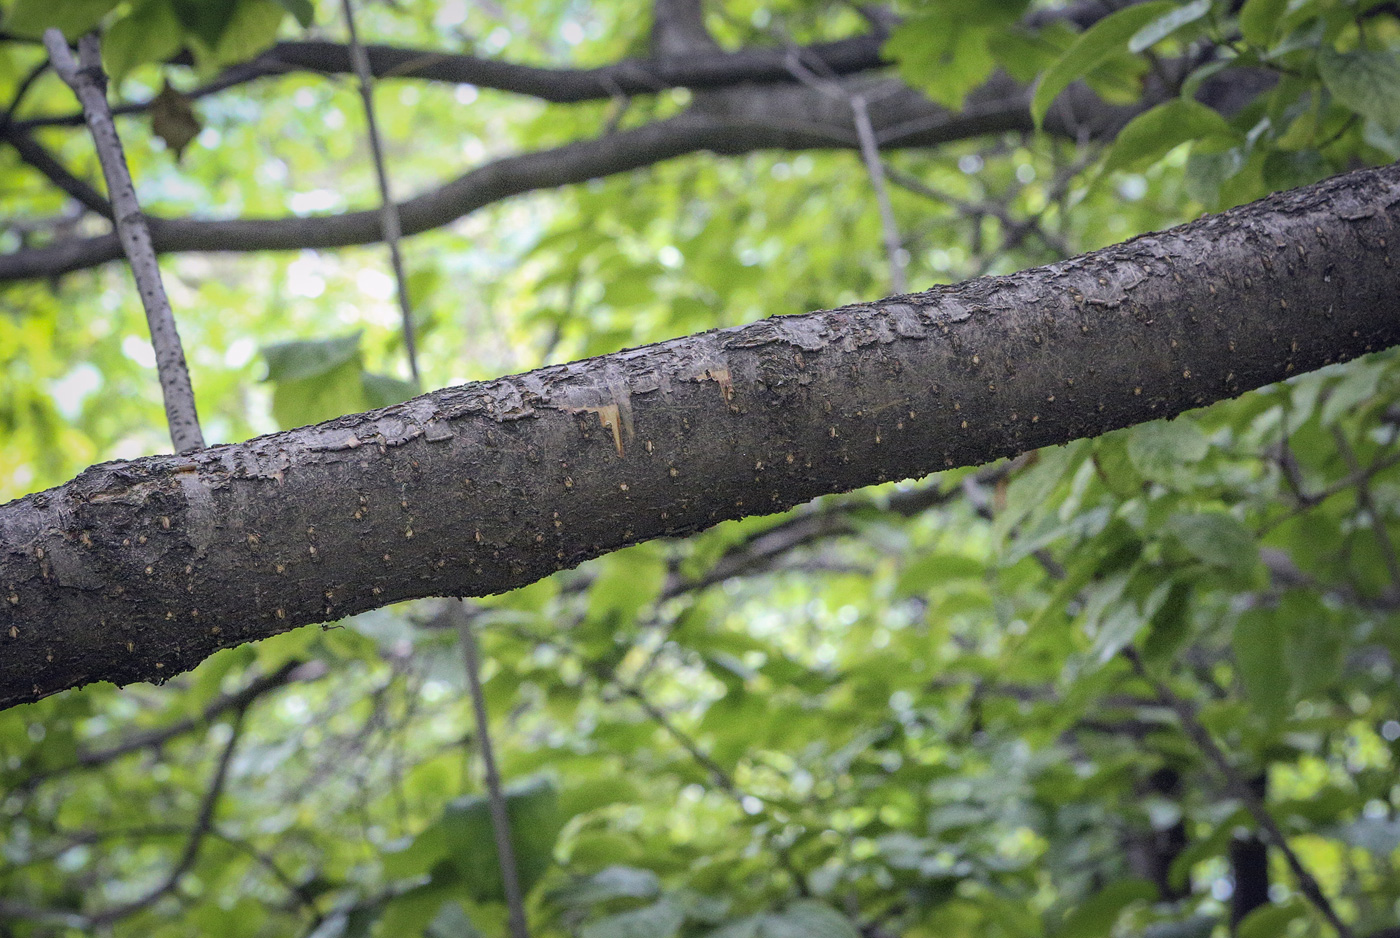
(340, 0), (421, 385)
(1126, 650), (1354, 938)
(457, 603), (530, 938)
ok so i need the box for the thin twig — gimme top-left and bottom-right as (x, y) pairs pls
(90, 707), (249, 926)
(13, 660), (307, 793)
(458, 603), (530, 938)
(1331, 427), (1400, 591)
(1124, 649), (1354, 938)
(779, 55), (905, 292)
(619, 684), (743, 797)
(0, 58), (49, 132)
(849, 94), (906, 294)
(339, 0), (421, 386)
(42, 30), (203, 453)
(6, 128), (112, 216)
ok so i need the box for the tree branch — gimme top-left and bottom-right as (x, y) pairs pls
(0, 77), (1137, 283)
(851, 93), (907, 294)
(456, 603), (530, 938)
(3, 163), (1397, 708)
(14, 659), (307, 791)
(42, 30), (203, 453)
(5, 127), (112, 217)
(340, 0), (420, 385)
(6, 33), (889, 132)
(1125, 650), (1354, 938)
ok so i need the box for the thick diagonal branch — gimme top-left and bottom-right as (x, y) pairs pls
(1, 163), (1397, 708)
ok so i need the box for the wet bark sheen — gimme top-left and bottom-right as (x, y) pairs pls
(3, 164), (1400, 708)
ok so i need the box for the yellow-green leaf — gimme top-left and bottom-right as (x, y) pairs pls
(104, 2), (183, 85)
(1318, 46), (1400, 133)
(1031, 1), (1174, 128)
(1106, 97), (1237, 172)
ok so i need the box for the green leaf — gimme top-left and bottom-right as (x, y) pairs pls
(895, 551), (986, 597)
(549, 866), (660, 908)
(261, 334), (368, 428)
(104, 1), (183, 85)
(1032, 2), (1175, 127)
(1128, 0), (1211, 54)
(206, 0), (287, 69)
(1233, 608), (1291, 724)
(1235, 900), (1305, 938)
(1318, 47), (1400, 133)
(1059, 879), (1158, 937)
(362, 372), (418, 409)
(1142, 579), (1194, 663)
(440, 777), (562, 903)
(262, 332), (362, 382)
(271, 358), (366, 429)
(3, 0), (120, 38)
(1091, 579), (1172, 666)
(1238, 0), (1289, 47)
(1126, 418), (1210, 480)
(273, 0), (313, 27)
(1280, 590), (1343, 697)
(557, 776), (642, 819)
(757, 901), (860, 938)
(170, 0), (238, 46)
(1166, 511), (1258, 572)
(1106, 98), (1237, 172)
(886, 14), (996, 109)
(581, 899), (683, 938)
(585, 544), (666, 627)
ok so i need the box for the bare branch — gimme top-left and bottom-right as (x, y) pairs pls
(851, 94), (907, 294)
(14, 660), (310, 791)
(1, 77), (1139, 283)
(457, 603), (530, 938)
(340, 0), (421, 385)
(6, 161), (1393, 707)
(42, 29), (203, 453)
(89, 706), (249, 927)
(5, 127), (112, 216)
(652, 0), (721, 57)
(1126, 650), (1354, 938)
(8, 34), (888, 132)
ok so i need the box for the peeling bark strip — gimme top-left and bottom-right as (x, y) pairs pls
(3, 165), (1400, 709)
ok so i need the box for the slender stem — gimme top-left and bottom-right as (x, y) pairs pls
(1331, 427), (1400, 590)
(0, 59), (49, 132)
(42, 30), (203, 453)
(1125, 650), (1353, 938)
(7, 128), (112, 217)
(90, 707), (248, 926)
(458, 603), (530, 938)
(849, 94), (906, 294)
(339, 0), (421, 386)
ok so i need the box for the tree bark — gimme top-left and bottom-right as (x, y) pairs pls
(3, 163), (1399, 709)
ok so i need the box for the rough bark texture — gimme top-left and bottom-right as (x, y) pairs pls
(3, 164), (1400, 709)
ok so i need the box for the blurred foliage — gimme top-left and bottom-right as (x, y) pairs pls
(2, 0), (1400, 937)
